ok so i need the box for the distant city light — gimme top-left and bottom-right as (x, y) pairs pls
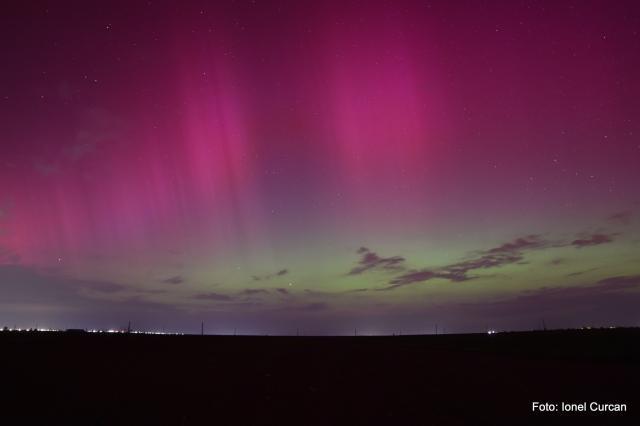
(1, 327), (185, 335)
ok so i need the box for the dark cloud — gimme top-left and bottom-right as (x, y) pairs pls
(197, 288), (275, 301)
(503, 275), (640, 306)
(161, 275), (184, 285)
(376, 284), (402, 291)
(252, 268), (290, 281)
(442, 252), (523, 278)
(566, 268), (599, 277)
(384, 268), (481, 290)
(269, 301), (331, 316)
(380, 232), (620, 290)
(0, 265), (179, 329)
(486, 235), (547, 254)
(483, 275), (640, 315)
(241, 288), (269, 296)
(432, 275), (640, 330)
(596, 275), (640, 290)
(607, 211), (633, 225)
(549, 258), (565, 266)
(382, 235), (554, 290)
(193, 292), (233, 301)
(348, 247), (406, 275)
(0, 265), (128, 301)
(387, 270), (439, 287)
(297, 302), (328, 311)
(275, 288), (290, 295)
(571, 233), (615, 248)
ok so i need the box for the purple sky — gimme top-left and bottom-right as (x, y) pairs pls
(1, 0), (639, 334)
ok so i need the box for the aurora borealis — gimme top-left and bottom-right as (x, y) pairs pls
(1, 0), (639, 334)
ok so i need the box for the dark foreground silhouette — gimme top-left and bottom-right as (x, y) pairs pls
(3, 329), (639, 425)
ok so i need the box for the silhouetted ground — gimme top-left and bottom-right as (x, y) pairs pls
(2, 329), (639, 425)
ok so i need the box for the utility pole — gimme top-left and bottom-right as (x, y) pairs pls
(201, 321), (204, 336)
(127, 321), (131, 333)
(435, 323), (438, 335)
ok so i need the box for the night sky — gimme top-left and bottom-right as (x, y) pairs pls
(1, 0), (639, 334)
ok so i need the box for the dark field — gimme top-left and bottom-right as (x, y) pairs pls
(3, 329), (639, 425)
